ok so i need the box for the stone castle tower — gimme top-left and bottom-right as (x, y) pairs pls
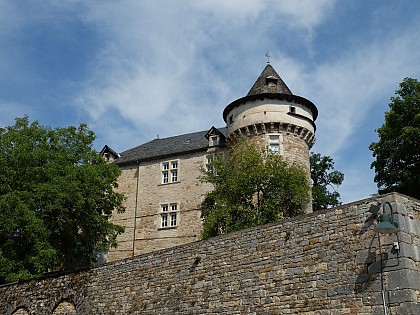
(223, 63), (318, 211)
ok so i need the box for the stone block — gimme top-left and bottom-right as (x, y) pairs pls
(387, 269), (420, 291)
(388, 288), (417, 304)
(394, 302), (420, 315)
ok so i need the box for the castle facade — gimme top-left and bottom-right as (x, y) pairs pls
(107, 63), (318, 261)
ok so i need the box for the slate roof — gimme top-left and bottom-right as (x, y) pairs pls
(115, 127), (227, 166)
(247, 64), (292, 96)
(223, 64), (318, 121)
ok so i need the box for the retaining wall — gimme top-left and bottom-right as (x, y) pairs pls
(1, 192), (419, 314)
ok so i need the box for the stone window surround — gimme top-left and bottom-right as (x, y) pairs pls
(205, 153), (223, 174)
(161, 160), (179, 184)
(159, 202), (178, 229)
(209, 135), (220, 147)
(267, 133), (284, 155)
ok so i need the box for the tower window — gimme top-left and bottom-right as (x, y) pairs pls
(290, 106), (296, 114)
(267, 134), (284, 155)
(266, 76), (278, 92)
(229, 115), (234, 124)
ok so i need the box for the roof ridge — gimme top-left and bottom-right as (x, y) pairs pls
(115, 127), (227, 165)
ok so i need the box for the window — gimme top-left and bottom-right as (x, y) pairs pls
(161, 214), (168, 227)
(206, 153), (222, 174)
(162, 171), (169, 184)
(209, 135), (219, 146)
(171, 170), (178, 182)
(267, 134), (283, 155)
(229, 115), (234, 124)
(290, 106), (296, 114)
(206, 155), (214, 174)
(161, 160), (179, 184)
(160, 203), (178, 228)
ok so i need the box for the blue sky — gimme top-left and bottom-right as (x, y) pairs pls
(1, 0), (420, 204)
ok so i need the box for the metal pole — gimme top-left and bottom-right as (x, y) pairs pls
(378, 234), (387, 315)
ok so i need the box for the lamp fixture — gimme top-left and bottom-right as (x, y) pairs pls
(373, 202), (399, 234)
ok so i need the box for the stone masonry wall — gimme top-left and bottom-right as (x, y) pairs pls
(1, 193), (419, 314)
(251, 132), (312, 213)
(108, 150), (221, 261)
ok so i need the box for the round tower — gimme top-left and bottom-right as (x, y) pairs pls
(223, 64), (318, 212)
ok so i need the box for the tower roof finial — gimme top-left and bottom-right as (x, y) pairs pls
(265, 50), (271, 64)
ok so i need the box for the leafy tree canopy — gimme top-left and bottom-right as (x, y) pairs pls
(0, 116), (125, 284)
(200, 139), (310, 239)
(310, 153), (344, 211)
(369, 77), (420, 199)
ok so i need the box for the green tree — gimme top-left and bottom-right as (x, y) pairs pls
(310, 153), (344, 211)
(200, 139), (310, 239)
(0, 116), (125, 284)
(369, 78), (420, 199)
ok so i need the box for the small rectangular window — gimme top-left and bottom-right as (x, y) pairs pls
(206, 155), (214, 174)
(161, 214), (168, 228)
(210, 135), (219, 146)
(171, 170), (178, 182)
(170, 213), (177, 227)
(163, 162), (169, 170)
(290, 106), (296, 114)
(162, 171), (169, 184)
(270, 144), (280, 153)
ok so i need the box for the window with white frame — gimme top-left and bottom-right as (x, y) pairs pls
(161, 160), (179, 184)
(206, 155), (214, 174)
(209, 135), (219, 146)
(206, 153), (222, 174)
(160, 203), (178, 228)
(267, 134), (283, 155)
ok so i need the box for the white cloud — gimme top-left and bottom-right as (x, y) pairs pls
(74, 0), (337, 149)
(304, 30), (420, 156)
(194, 0), (335, 30)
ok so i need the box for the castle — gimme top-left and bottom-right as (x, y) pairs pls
(106, 63), (318, 262)
(2, 64), (420, 315)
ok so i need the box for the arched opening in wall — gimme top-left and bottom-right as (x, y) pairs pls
(52, 301), (77, 315)
(12, 308), (29, 315)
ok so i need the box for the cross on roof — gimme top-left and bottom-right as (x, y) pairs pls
(265, 51), (271, 63)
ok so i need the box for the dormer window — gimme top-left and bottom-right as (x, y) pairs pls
(205, 127), (226, 148)
(266, 76), (278, 92)
(210, 135), (219, 146)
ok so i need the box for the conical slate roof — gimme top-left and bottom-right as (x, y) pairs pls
(223, 63), (318, 121)
(246, 64), (292, 96)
